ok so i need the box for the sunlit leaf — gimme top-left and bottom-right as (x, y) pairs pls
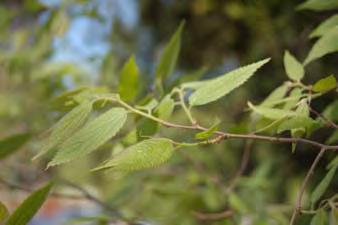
(156, 95), (175, 120)
(5, 183), (52, 225)
(284, 51), (304, 81)
(118, 55), (139, 102)
(260, 83), (288, 107)
(310, 15), (338, 38)
(156, 21), (185, 79)
(277, 116), (316, 133)
(92, 138), (174, 172)
(312, 75), (337, 93)
(189, 58), (270, 106)
(298, 0), (338, 11)
(0, 133), (31, 160)
(304, 28), (338, 65)
(48, 107), (127, 167)
(195, 121), (220, 139)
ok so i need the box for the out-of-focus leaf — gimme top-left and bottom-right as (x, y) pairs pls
(322, 100), (338, 122)
(260, 83), (288, 107)
(284, 51), (304, 81)
(311, 164), (338, 206)
(283, 88), (302, 110)
(312, 75), (337, 93)
(92, 138), (174, 172)
(33, 101), (93, 160)
(0, 201), (9, 222)
(48, 107), (127, 167)
(136, 99), (158, 112)
(67, 215), (110, 225)
(5, 183), (52, 225)
(118, 55), (139, 102)
(155, 21), (184, 80)
(248, 102), (296, 120)
(277, 116), (316, 133)
(327, 156), (338, 170)
(195, 121), (220, 139)
(326, 130), (338, 144)
(189, 58), (270, 106)
(310, 15), (338, 38)
(310, 209), (328, 225)
(298, 0), (338, 11)
(0, 133), (31, 160)
(291, 128), (305, 152)
(156, 95), (175, 120)
(304, 28), (338, 65)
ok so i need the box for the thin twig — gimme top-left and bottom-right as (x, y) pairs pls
(289, 148), (326, 225)
(192, 209), (233, 221)
(309, 107), (338, 129)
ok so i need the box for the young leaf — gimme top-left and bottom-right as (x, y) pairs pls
(310, 164), (338, 206)
(277, 116), (316, 133)
(304, 28), (338, 65)
(92, 138), (174, 172)
(298, 0), (338, 11)
(284, 51), (304, 81)
(33, 101), (93, 160)
(283, 88), (302, 110)
(48, 107), (127, 167)
(156, 95), (175, 120)
(326, 130), (338, 144)
(155, 21), (184, 80)
(312, 75), (337, 93)
(248, 102), (296, 120)
(310, 15), (338, 38)
(189, 58), (270, 106)
(0, 202), (9, 222)
(5, 183), (52, 225)
(260, 83), (288, 107)
(118, 55), (139, 102)
(0, 133), (31, 160)
(195, 121), (220, 140)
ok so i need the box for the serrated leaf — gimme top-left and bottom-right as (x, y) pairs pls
(118, 55), (139, 102)
(0, 201), (9, 222)
(189, 58), (270, 106)
(48, 107), (127, 167)
(310, 15), (338, 38)
(0, 133), (31, 160)
(33, 101), (93, 160)
(311, 164), (338, 206)
(5, 183), (52, 225)
(156, 21), (184, 79)
(304, 28), (338, 65)
(156, 95), (175, 120)
(311, 209), (328, 225)
(92, 138), (174, 172)
(312, 75), (337, 93)
(284, 51), (304, 81)
(248, 102), (296, 120)
(298, 0), (338, 11)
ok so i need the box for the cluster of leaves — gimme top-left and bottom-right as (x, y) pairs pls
(0, 0), (337, 224)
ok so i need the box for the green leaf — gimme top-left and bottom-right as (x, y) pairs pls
(156, 95), (175, 120)
(0, 133), (31, 160)
(5, 183), (52, 225)
(310, 15), (338, 38)
(310, 164), (338, 206)
(260, 83), (288, 107)
(322, 100), (338, 122)
(291, 128), (305, 153)
(304, 28), (338, 65)
(189, 58), (270, 106)
(48, 107), (127, 167)
(0, 201), (9, 222)
(310, 209), (328, 225)
(118, 55), (139, 102)
(283, 88), (303, 110)
(136, 99), (158, 112)
(312, 75), (337, 93)
(298, 0), (338, 11)
(33, 101), (93, 160)
(195, 121), (220, 139)
(155, 21), (184, 79)
(277, 116), (316, 133)
(248, 102), (296, 120)
(284, 51), (304, 81)
(327, 130), (338, 144)
(92, 138), (174, 172)
(327, 156), (338, 170)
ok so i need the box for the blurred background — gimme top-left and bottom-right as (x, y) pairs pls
(0, 0), (337, 224)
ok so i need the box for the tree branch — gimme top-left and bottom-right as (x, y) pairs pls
(309, 107), (338, 129)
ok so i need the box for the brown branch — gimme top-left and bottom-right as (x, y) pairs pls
(192, 209), (233, 221)
(289, 148), (327, 225)
(309, 107), (338, 129)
